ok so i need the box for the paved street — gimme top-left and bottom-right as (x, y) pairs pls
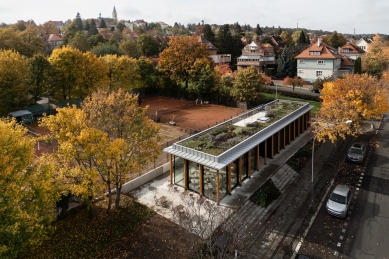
(297, 117), (389, 259)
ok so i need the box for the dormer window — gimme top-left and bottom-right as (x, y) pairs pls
(309, 51), (321, 56)
(343, 48), (350, 53)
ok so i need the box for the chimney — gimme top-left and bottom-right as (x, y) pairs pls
(317, 38), (322, 46)
(338, 46), (341, 54)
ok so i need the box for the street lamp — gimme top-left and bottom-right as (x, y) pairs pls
(311, 120), (352, 207)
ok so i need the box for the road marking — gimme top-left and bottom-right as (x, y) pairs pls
(344, 223), (348, 226)
(359, 180), (362, 183)
(357, 184), (361, 187)
(360, 176), (363, 179)
(337, 242), (341, 247)
(340, 236), (344, 240)
(356, 188), (360, 190)
(334, 251), (339, 256)
(290, 178), (335, 259)
(342, 229), (346, 233)
(361, 173), (364, 176)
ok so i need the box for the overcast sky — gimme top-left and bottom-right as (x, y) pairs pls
(1, 0), (388, 35)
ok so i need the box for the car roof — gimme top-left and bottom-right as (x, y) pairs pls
(333, 185), (350, 195)
(351, 143), (364, 148)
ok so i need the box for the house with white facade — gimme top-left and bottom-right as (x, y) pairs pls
(295, 38), (354, 83)
(355, 37), (373, 51)
(237, 41), (275, 73)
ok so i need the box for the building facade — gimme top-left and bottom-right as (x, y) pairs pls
(237, 41), (275, 73)
(164, 100), (313, 203)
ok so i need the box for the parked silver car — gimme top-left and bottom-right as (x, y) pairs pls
(347, 143), (366, 163)
(326, 185), (352, 218)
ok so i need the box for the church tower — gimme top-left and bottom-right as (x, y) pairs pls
(112, 6), (117, 24)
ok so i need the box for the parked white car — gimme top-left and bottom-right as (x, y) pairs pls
(347, 143), (366, 163)
(326, 185), (353, 218)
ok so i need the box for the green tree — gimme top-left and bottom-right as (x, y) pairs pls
(28, 54), (51, 102)
(0, 119), (57, 258)
(100, 18), (107, 28)
(119, 38), (141, 58)
(158, 35), (209, 88)
(216, 24), (233, 54)
(90, 19), (99, 35)
(137, 34), (160, 57)
(255, 24), (262, 36)
(87, 34), (105, 47)
(232, 66), (265, 106)
(189, 58), (215, 100)
(354, 57), (362, 74)
(298, 30), (308, 44)
(137, 57), (157, 88)
(203, 24), (215, 43)
(276, 46), (293, 78)
(0, 50), (32, 116)
(75, 13), (83, 31)
(91, 42), (124, 57)
(69, 32), (90, 52)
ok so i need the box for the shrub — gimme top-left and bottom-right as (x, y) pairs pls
(250, 179), (281, 207)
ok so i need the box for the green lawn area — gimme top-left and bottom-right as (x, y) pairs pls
(22, 195), (155, 259)
(260, 92), (321, 115)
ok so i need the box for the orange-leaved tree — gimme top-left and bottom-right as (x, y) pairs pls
(158, 35), (210, 89)
(314, 73), (389, 142)
(283, 76), (306, 92)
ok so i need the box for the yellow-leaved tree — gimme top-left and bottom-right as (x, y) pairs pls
(231, 66), (265, 106)
(41, 89), (161, 214)
(0, 119), (58, 258)
(314, 73), (389, 142)
(82, 88), (161, 211)
(100, 54), (143, 91)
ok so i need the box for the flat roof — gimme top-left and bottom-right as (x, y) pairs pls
(164, 100), (313, 170)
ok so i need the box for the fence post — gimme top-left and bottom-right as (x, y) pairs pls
(154, 158), (156, 169)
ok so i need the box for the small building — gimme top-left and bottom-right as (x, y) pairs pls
(197, 34), (231, 64)
(295, 38), (354, 83)
(355, 37), (374, 51)
(237, 41), (275, 73)
(339, 42), (365, 61)
(164, 100), (313, 203)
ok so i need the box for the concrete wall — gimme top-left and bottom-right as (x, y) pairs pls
(121, 162), (171, 193)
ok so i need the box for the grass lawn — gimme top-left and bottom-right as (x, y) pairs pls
(22, 195), (155, 259)
(260, 92), (321, 115)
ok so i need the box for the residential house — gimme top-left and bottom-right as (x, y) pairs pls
(45, 34), (63, 54)
(236, 41), (275, 73)
(124, 22), (134, 32)
(295, 38), (354, 83)
(158, 22), (169, 30)
(48, 20), (65, 31)
(197, 34), (231, 64)
(134, 19), (147, 27)
(355, 37), (374, 51)
(339, 42), (365, 61)
(271, 35), (285, 53)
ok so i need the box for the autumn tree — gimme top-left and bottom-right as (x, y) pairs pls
(0, 119), (57, 258)
(68, 31), (91, 52)
(28, 54), (51, 102)
(41, 21), (58, 34)
(100, 54), (143, 90)
(280, 31), (293, 46)
(0, 50), (32, 116)
(283, 76), (306, 92)
(82, 89), (161, 210)
(232, 66), (265, 106)
(158, 35), (209, 88)
(137, 34), (160, 57)
(315, 74), (389, 141)
(119, 38), (141, 58)
(322, 31), (347, 49)
(362, 34), (389, 73)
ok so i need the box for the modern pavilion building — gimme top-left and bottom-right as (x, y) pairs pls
(164, 100), (313, 203)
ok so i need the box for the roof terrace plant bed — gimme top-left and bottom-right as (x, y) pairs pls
(180, 101), (304, 156)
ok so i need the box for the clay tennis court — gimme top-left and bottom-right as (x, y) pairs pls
(141, 96), (245, 134)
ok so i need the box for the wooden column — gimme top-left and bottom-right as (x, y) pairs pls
(283, 126), (287, 148)
(271, 135), (274, 158)
(199, 165), (203, 196)
(248, 150), (252, 178)
(289, 123), (292, 143)
(256, 145), (260, 170)
(303, 113), (306, 130)
(228, 165), (232, 194)
(183, 159), (188, 190)
(216, 170), (220, 204)
(293, 120), (296, 139)
(169, 154), (173, 184)
(298, 117), (301, 135)
(239, 156), (243, 185)
(277, 131), (281, 153)
(264, 140), (267, 165)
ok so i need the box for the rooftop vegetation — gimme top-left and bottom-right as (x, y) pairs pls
(180, 100), (304, 156)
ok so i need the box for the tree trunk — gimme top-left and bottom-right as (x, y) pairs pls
(88, 196), (94, 219)
(114, 185), (122, 209)
(107, 180), (112, 214)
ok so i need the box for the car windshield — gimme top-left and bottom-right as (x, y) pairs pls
(329, 193), (346, 204)
(350, 148), (362, 154)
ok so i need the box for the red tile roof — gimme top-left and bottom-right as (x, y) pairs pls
(295, 40), (341, 59)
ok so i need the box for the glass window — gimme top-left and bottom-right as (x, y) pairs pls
(229, 160), (239, 189)
(299, 70), (304, 74)
(188, 160), (200, 193)
(316, 71), (322, 77)
(250, 147), (256, 173)
(203, 166), (217, 201)
(219, 167), (228, 200)
(299, 59), (304, 63)
(318, 60), (324, 65)
(174, 157), (185, 187)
